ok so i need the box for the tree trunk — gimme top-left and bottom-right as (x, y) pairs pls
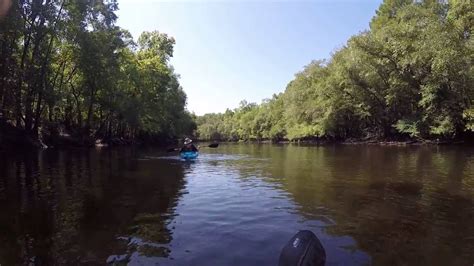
(32, 84), (44, 136)
(69, 82), (82, 128)
(0, 39), (7, 114)
(16, 32), (31, 128)
(32, 0), (65, 135)
(85, 83), (95, 135)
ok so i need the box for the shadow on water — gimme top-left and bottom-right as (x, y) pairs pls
(210, 144), (474, 266)
(0, 148), (188, 265)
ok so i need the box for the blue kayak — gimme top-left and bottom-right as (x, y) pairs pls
(180, 151), (199, 160)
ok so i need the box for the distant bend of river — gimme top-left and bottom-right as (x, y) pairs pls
(0, 144), (473, 265)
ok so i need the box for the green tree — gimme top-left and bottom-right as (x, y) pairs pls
(196, 0), (473, 142)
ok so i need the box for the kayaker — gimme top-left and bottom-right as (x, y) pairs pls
(180, 138), (198, 152)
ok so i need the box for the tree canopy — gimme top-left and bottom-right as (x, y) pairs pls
(196, 0), (473, 142)
(0, 0), (195, 146)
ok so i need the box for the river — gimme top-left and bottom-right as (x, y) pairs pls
(0, 144), (473, 265)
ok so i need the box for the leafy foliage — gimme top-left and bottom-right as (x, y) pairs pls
(0, 0), (194, 143)
(197, 0), (473, 141)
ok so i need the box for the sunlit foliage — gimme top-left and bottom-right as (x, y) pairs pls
(197, 0), (473, 141)
(0, 0), (194, 143)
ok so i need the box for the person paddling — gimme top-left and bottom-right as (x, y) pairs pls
(180, 138), (198, 152)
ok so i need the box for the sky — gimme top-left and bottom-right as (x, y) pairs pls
(116, 0), (382, 115)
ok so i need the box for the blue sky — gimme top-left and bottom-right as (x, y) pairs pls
(116, 0), (382, 115)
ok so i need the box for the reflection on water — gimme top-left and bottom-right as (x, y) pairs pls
(0, 145), (473, 265)
(0, 148), (186, 265)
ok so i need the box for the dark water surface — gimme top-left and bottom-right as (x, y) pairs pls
(0, 144), (473, 265)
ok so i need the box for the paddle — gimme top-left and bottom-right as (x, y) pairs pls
(167, 143), (219, 152)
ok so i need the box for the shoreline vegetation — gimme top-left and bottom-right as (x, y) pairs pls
(0, 1), (195, 149)
(197, 137), (470, 146)
(1, 0), (473, 149)
(196, 1), (473, 145)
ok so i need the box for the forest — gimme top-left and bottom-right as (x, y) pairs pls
(196, 0), (473, 142)
(0, 0), (195, 147)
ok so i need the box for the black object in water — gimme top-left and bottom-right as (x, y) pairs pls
(208, 143), (219, 148)
(279, 230), (326, 266)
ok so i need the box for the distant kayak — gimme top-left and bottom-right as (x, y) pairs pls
(180, 151), (199, 160)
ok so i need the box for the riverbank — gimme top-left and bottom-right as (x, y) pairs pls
(3, 119), (472, 150)
(0, 120), (176, 150)
(198, 136), (473, 146)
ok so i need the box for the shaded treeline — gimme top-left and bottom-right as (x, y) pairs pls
(0, 0), (195, 147)
(196, 0), (473, 142)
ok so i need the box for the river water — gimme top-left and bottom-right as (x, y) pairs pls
(0, 144), (473, 265)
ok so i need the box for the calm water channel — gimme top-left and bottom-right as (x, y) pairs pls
(0, 144), (473, 265)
